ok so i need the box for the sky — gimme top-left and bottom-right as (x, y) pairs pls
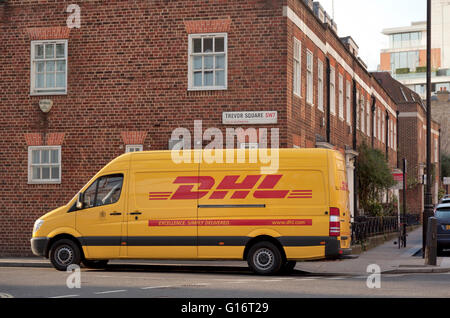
(318, 0), (427, 70)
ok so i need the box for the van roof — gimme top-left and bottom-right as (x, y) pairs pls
(106, 148), (341, 167)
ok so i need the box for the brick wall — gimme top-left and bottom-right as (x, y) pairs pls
(0, 0), (398, 255)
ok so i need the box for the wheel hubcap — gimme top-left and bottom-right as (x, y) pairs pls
(56, 246), (74, 266)
(253, 248), (274, 270)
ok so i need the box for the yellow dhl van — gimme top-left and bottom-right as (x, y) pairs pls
(31, 148), (351, 275)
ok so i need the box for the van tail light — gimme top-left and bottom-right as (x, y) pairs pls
(329, 207), (340, 237)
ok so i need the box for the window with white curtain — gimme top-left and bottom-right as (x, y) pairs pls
(31, 40), (68, 95)
(188, 33), (227, 90)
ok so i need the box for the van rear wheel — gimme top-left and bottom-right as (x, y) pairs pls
(247, 241), (283, 275)
(49, 239), (81, 271)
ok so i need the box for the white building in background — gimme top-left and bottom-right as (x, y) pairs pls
(379, 0), (450, 99)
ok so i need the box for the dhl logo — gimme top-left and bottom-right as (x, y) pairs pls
(148, 175), (312, 200)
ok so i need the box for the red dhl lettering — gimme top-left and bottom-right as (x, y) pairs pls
(148, 175), (313, 200)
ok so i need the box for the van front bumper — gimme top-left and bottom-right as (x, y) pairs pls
(30, 237), (49, 257)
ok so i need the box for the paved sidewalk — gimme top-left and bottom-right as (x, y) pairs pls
(296, 227), (450, 275)
(1, 227), (449, 275)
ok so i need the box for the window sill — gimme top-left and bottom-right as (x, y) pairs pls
(187, 87), (227, 91)
(30, 91), (67, 96)
(28, 180), (62, 185)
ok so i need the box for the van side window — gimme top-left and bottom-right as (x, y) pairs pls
(95, 174), (123, 207)
(83, 180), (98, 209)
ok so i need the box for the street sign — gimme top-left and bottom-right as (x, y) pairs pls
(392, 170), (404, 190)
(444, 177), (450, 185)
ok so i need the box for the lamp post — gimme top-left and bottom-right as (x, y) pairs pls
(423, 0), (434, 255)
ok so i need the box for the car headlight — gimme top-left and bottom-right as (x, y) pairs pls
(33, 219), (44, 234)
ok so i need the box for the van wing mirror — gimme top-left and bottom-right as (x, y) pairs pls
(76, 193), (84, 210)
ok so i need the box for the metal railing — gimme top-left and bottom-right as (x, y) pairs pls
(351, 214), (421, 243)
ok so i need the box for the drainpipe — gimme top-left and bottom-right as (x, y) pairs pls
(385, 111), (389, 161)
(326, 57), (331, 144)
(352, 79), (358, 217)
(396, 110), (400, 169)
(371, 95), (376, 148)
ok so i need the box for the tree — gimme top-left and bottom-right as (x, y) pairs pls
(442, 153), (450, 178)
(356, 143), (395, 216)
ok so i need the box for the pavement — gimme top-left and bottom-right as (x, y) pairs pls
(1, 227), (449, 276)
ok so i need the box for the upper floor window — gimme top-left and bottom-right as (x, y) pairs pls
(390, 32), (422, 49)
(306, 50), (314, 105)
(346, 81), (351, 125)
(293, 38), (302, 97)
(338, 74), (344, 120)
(318, 60), (324, 111)
(31, 40), (68, 95)
(330, 67), (336, 115)
(188, 33), (227, 90)
(28, 146), (61, 184)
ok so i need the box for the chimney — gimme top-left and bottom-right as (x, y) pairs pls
(436, 90), (450, 102)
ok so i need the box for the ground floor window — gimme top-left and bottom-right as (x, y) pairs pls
(28, 146), (61, 184)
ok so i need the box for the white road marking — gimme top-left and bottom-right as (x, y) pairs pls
(50, 294), (80, 298)
(94, 289), (127, 295)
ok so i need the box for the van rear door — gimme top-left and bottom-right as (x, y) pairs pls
(331, 152), (351, 248)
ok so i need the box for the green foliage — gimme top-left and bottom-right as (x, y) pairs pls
(415, 66), (427, 73)
(439, 187), (446, 201)
(442, 153), (450, 178)
(357, 143), (395, 216)
(395, 67), (410, 74)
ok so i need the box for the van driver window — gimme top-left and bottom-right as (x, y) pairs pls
(81, 174), (123, 209)
(95, 175), (123, 207)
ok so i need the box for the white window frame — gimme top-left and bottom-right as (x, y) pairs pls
(393, 122), (397, 150)
(125, 145), (143, 153)
(30, 40), (68, 96)
(378, 108), (381, 140)
(293, 37), (302, 97)
(306, 50), (314, 105)
(373, 107), (377, 139)
(338, 74), (344, 120)
(356, 91), (360, 129)
(330, 67), (336, 115)
(361, 95), (365, 133)
(318, 60), (324, 112)
(188, 33), (228, 91)
(28, 146), (62, 184)
(346, 81), (351, 125)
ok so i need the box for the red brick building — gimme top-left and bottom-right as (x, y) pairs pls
(0, 0), (398, 256)
(373, 72), (441, 216)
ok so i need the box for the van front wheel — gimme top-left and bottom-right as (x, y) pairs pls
(247, 241), (283, 275)
(49, 239), (81, 271)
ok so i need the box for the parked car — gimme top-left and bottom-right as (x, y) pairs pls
(440, 197), (450, 204)
(435, 203), (450, 254)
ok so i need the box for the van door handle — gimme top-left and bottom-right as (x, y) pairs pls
(109, 212), (122, 216)
(129, 212), (142, 215)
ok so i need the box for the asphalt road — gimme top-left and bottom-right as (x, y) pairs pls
(0, 264), (450, 298)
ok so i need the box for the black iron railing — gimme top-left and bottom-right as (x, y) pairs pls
(351, 214), (421, 243)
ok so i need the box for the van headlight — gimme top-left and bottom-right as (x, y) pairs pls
(33, 219), (44, 234)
